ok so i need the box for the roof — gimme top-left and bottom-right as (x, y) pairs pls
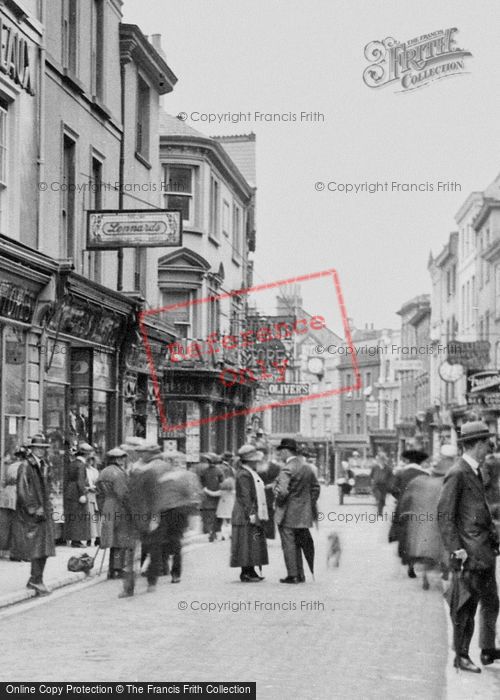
(212, 134), (256, 187)
(159, 111), (207, 139)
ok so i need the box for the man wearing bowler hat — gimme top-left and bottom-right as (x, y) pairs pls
(274, 438), (320, 583)
(438, 420), (500, 672)
(10, 434), (55, 595)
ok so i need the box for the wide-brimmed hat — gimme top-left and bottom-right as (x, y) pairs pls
(401, 449), (429, 464)
(458, 420), (495, 444)
(276, 438), (298, 452)
(29, 434), (50, 448)
(135, 442), (161, 454)
(124, 436), (146, 448)
(238, 444), (262, 462)
(107, 447), (127, 458)
(200, 452), (222, 464)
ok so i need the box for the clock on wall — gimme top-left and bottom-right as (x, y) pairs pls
(438, 361), (464, 383)
(307, 357), (324, 377)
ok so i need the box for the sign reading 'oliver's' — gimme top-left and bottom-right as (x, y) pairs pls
(87, 209), (182, 249)
(0, 15), (35, 95)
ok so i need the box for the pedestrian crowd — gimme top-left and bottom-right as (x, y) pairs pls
(378, 421), (500, 675)
(0, 434), (321, 597)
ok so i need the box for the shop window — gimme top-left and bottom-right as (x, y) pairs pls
(1, 326), (26, 471)
(345, 413), (352, 433)
(43, 338), (70, 498)
(164, 165), (195, 226)
(136, 75), (150, 160)
(62, 0), (78, 74)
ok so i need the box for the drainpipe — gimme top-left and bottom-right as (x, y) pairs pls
(117, 61), (125, 290)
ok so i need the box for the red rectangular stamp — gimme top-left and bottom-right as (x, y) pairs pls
(138, 268), (360, 433)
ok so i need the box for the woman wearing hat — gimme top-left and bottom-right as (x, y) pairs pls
(398, 444), (457, 589)
(96, 447), (135, 580)
(63, 442), (94, 548)
(230, 445), (269, 582)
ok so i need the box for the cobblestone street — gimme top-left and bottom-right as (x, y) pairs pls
(3, 486), (493, 698)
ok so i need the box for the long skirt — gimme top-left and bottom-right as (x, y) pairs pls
(201, 508), (221, 534)
(230, 523), (268, 568)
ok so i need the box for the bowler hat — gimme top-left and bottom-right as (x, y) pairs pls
(458, 420), (495, 443)
(29, 434), (50, 448)
(401, 449), (429, 464)
(276, 438), (298, 452)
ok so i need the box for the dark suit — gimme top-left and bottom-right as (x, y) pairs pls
(275, 457), (320, 578)
(438, 457), (500, 655)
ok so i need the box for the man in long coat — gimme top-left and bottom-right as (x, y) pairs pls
(96, 447), (135, 580)
(274, 438), (320, 584)
(369, 452), (393, 516)
(438, 421), (500, 673)
(10, 434), (55, 595)
(199, 453), (224, 541)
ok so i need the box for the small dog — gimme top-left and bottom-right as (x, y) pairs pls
(326, 530), (342, 568)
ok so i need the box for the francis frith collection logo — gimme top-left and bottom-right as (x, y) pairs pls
(363, 28), (472, 92)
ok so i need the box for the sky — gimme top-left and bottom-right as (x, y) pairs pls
(123, 0), (500, 335)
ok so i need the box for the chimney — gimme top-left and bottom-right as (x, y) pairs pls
(150, 34), (167, 61)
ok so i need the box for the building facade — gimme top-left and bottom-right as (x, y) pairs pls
(158, 115), (257, 460)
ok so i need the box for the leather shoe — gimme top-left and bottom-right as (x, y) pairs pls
(480, 649), (500, 665)
(454, 656), (481, 673)
(298, 575), (306, 583)
(171, 576), (181, 584)
(280, 576), (300, 584)
(118, 590), (134, 598)
(240, 573), (261, 582)
(27, 581), (51, 596)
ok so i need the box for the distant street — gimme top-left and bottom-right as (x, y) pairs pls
(0, 487), (464, 699)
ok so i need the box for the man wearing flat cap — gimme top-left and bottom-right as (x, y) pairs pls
(438, 421), (500, 672)
(274, 438), (320, 583)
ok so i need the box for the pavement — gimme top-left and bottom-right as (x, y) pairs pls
(0, 487), (499, 699)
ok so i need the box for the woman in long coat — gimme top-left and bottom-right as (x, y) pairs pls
(64, 444), (93, 547)
(96, 447), (135, 578)
(398, 445), (456, 589)
(230, 445), (269, 582)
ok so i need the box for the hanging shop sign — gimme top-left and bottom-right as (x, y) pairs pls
(87, 209), (182, 249)
(447, 340), (490, 369)
(0, 15), (35, 95)
(466, 370), (500, 409)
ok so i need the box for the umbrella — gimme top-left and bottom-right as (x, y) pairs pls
(443, 566), (472, 660)
(294, 528), (315, 580)
(401, 449), (429, 464)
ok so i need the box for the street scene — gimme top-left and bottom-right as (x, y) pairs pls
(2, 0), (500, 698)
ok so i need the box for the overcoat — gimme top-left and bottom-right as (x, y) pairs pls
(96, 463), (135, 549)
(437, 457), (500, 571)
(274, 457), (320, 529)
(398, 473), (447, 566)
(10, 454), (56, 561)
(63, 456), (89, 541)
(230, 468), (268, 568)
(388, 464), (429, 547)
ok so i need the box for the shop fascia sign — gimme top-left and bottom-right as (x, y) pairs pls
(267, 383), (310, 396)
(447, 340), (490, 369)
(87, 209), (182, 249)
(467, 370), (500, 393)
(0, 15), (35, 95)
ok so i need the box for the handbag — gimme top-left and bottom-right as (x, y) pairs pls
(67, 545), (104, 575)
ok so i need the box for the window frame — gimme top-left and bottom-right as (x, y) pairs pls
(163, 164), (194, 227)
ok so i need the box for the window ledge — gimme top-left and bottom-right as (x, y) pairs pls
(208, 236), (220, 247)
(62, 69), (85, 95)
(231, 257), (241, 267)
(135, 152), (152, 170)
(91, 97), (113, 120)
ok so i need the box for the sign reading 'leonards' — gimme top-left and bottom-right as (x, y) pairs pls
(87, 209), (182, 249)
(363, 28), (472, 92)
(0, 15), (35, 95)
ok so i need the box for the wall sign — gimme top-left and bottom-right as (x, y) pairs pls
(87, 209), (182, 249)
(0, 15), (35, 95)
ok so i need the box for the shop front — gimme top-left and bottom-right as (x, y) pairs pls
(0, 236), (58, 479)
(162, 368), (251, 464)
(39, 272), (137, 524)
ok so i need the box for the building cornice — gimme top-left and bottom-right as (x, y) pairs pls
(160, 137), (254, 202)
(455, 191), (483, 225)
(120, 24), (177, 95)
(472, 198), (500, 232)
